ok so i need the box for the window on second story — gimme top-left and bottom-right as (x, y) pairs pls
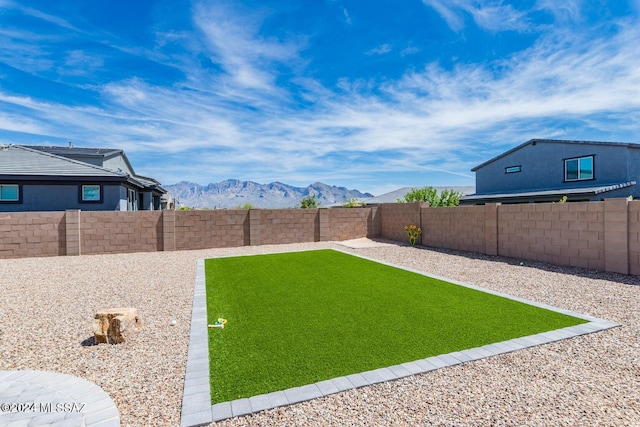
(565, 156), (594, 181)
(0, 184), (19, 202)
(505, 166), (521, 174)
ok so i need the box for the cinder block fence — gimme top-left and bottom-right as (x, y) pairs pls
(1, 199), (639, 275)
(0, 207), (378, 258)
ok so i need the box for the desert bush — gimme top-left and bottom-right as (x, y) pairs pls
(398, 186), (461, 206)
(342, 197), (367, 207)
(300, 194), (319, 209)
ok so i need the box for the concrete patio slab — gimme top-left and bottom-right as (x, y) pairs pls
(0, 370), (120, 427)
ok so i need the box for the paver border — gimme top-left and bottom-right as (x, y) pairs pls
(180, 248), (621, 426)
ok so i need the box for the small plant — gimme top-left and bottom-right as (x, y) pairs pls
(178, 205), (193, 210)
(342, 197), (366, 207)
(237, 203), (255, 209)
(300, 194), (319, 209)
(628, 195), (634, 201)
(404, 224), (422, 246)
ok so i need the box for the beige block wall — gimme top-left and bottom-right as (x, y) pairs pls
(497, 202), (605, 270)
(175, 210), (249, 250)
(422, 206), (485, 253)
(258, 209), (318, 245)
(379, 202), (423, 244)
(0, 200), (638, 277)
(628, 201), (640, 275)
(81, 211), (163, 255)
(604, 199), (629, 274)
(0, 211), (65, 258)
(325, 207), (374, 241)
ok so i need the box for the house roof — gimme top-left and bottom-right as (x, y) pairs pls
(26, 145), (123, 158)
(472, 139), (640, 172)
(25, 145), (136, 176)
(0, 145), (129, 178)
(460, 181), (636, 203)
(0, 145), (163, 192)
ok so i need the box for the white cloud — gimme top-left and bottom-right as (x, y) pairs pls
(343, 8), (352, 25)
(0, 2), (639, 190)
(0, 112), (46, 135)
(4, 18), (640, 186)
(535, 0), (583, 23)
(61, 50), (104, 75)
(422, 0), (465, 32)
(366, 43), (392, 55)
(400, 46), (420, 57)
(423, 0), (530, 32)
(192, 2), (305, 92)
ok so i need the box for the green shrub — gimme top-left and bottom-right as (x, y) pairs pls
(300, 194), (319, 209)
(398, 186), (461, 206)
(342, 197), (366, 207)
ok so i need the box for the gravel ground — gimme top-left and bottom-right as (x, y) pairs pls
(1, 241), (639, 427)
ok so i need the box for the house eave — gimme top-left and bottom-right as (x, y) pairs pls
(0, 174), (163, 193)
(460, 181), (636, 204)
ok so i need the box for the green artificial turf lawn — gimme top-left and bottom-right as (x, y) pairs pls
(205, 249), (586, 403)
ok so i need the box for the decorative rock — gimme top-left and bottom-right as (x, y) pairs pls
(94, 307), (142, 344)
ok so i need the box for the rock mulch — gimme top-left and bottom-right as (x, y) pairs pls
(0, 242), (638, 426)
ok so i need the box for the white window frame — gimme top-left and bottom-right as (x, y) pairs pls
(127, 188), (138, 211)
(0, 184), (19, 201)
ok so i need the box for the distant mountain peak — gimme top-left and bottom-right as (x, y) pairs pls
(164, 179), (373, 209)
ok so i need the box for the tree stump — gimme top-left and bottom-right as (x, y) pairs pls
(93, 307), (142, 344)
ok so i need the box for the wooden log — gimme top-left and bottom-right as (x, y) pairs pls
(93, 307), (142, 344)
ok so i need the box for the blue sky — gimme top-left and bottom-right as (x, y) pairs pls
(1, 0), (639, 195)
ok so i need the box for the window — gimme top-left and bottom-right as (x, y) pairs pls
(81, 185), (101, 202)
(565, 156), (594, 181)
(505, 166), (521, 174)
(0, 184), (19, 201)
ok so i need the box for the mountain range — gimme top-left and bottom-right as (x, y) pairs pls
(164, 180), (374, 209)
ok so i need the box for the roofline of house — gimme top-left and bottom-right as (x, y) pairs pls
(21, 145), (122, 157)
(460, 181), (636, 204)
(18, 144), (140, 178)
(471, 139), (640, 172)
(12, 145), (130, 177)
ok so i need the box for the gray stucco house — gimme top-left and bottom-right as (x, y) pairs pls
(0, 144), (166, 212)
(460, 139), (639, 204)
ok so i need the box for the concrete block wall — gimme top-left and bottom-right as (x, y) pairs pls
(323, 207), (378, 242)
(604, 199), (629, 274)
(628, 201), (640, 275)
(1, 200), (638, 276)
(65, 210), (80, 256)
(497, 202), (605, 270)
(81, 211), (163, 255)
(0, 211), (65, 258)
(379, 202), (424, 244)
(257, 209), (318, 245)
(422, 206), (485, 253)
(175, 210), (249, 250)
